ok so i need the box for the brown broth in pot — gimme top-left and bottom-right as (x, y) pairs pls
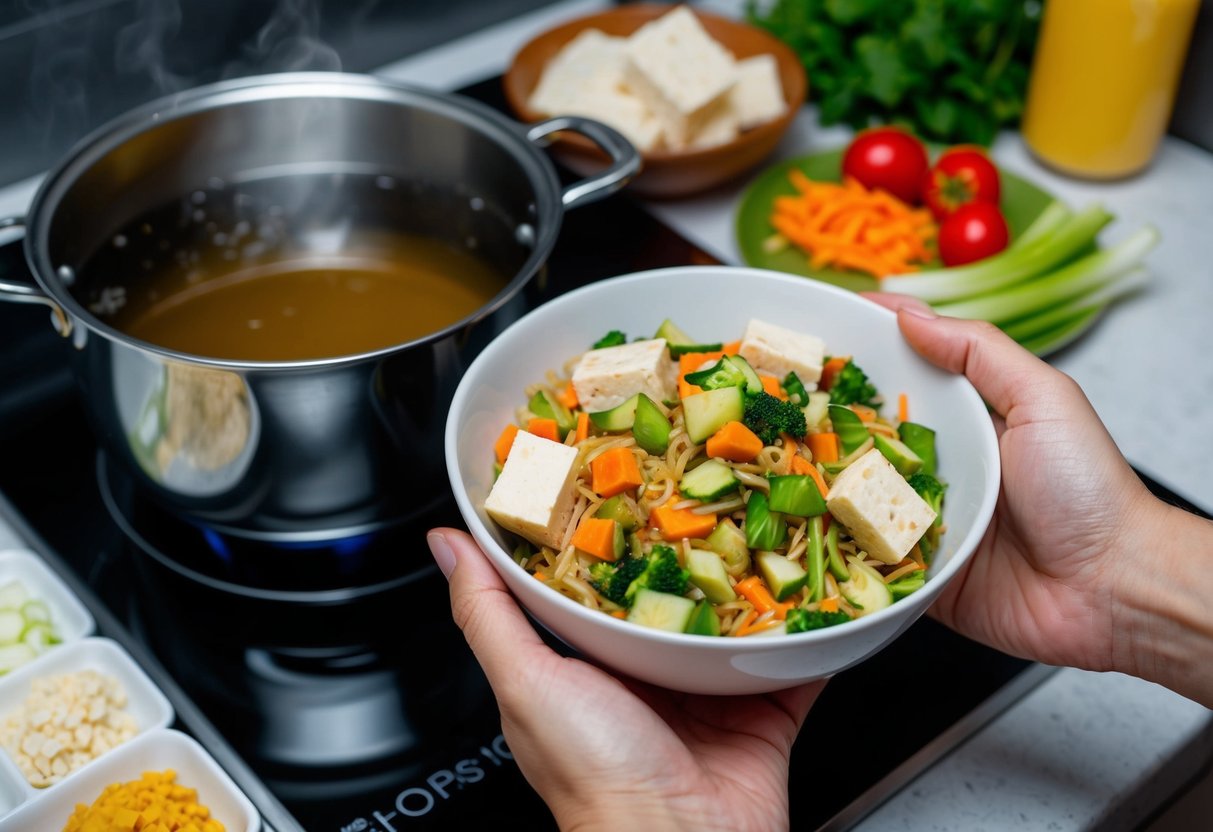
(74, 173), (520, 362)
(114, 239), (505, 361)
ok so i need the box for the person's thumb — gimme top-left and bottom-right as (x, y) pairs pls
(861, 292), (1070, 419)
(427, 528), (545, 686)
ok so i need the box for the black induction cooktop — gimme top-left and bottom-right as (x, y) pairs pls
(0, 76), (1066, 832)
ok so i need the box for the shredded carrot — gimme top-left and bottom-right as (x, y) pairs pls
(769, 173), (936, 277)
(527, 417), (560, 442)
(494, 424), (519, 464)
(532, 572), (547, 582)
(590, 447), (644, 498)
(557, 382), (579, 410)
(610, 610), (627, 619)
(737, 616), (784, 637)
(731, 609), (759, 636)
(806, 432), (839, 463)
(898, 392), (909, 423)
(574, 411), (590, 444)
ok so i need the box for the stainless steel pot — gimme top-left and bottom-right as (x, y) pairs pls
(0, 73), (639, 539)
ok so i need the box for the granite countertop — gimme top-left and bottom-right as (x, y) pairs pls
(0, 1), (1209, 829)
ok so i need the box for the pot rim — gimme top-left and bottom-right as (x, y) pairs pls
(24, 72), (564, 372)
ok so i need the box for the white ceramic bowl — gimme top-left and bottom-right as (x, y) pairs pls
(446, 266), (1000, 694)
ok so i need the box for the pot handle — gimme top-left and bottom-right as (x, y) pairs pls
(0, 216), (71, 335)
(526, 116), (641, 211)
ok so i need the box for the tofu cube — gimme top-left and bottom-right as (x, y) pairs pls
(571, 338), (676, 413)
(623, 7), (738, 149)
(560, 87), (665, 153)
(688, 97), (740, 149)
(529, 29), (627, 114)
(738, 319), (825, 385)
(730, 54), (786, 130)
(825, 449), (937, 564)
(485, 431), (581, 549)
(529, 29), (664, 153)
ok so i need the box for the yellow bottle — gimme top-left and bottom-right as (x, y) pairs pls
(1022, 0), (1199, 179)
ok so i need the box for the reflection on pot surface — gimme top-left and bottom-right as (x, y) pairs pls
(118, 351), (257, 496)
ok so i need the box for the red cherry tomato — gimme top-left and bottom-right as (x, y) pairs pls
(922, 146), (1002, 221)
(937, 203), (1009, 267)
(841, 127), (929, 205)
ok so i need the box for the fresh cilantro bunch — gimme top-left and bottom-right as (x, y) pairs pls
(747, 0), (1041, 145)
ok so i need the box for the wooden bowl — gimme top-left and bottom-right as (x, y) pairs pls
(504, 3), (808, 199)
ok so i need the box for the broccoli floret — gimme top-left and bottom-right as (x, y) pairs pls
(743, 391), (807, 446)
(589, 556), (647, 606)
(828, 361), (880, 407)
(685, 357), (746, 391)
(786, 608), (851, 633)
(908, 472), (947, 565)
(592, 330), (627, 350)
(624, 544), (690, 603)
(908, 472), (947, 520)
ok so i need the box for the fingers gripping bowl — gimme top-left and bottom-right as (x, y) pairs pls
(446, 267), (1000, 694)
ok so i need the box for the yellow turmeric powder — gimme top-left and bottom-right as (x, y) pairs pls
(62, 769), (225, 832)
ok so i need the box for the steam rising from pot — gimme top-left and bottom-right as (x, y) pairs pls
(30, 0), (353, 148)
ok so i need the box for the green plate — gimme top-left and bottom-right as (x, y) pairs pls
(735, 148), (1056, 293)
(733, 148), (1105, 356)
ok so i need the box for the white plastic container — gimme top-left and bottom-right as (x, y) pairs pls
(0, 728), (261, 830)
(0, 636), (174, 812)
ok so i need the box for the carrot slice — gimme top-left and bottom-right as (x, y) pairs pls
(706, 421), (763, 463)
(557, 382), (579, 410)
(734, 576), (794, 620)
(806, 432), (839, 464)
(527, 418), (560, 442)
(678, 350), (727, 399)
(820, 357), (849, 392)
(590, 447), (644, 498)
(574, 411), (590, 444)
(570, 516), (619, 562)
(819, 596), (840, 613)
(759, 375), (787, 400)
(494, 424), (519, 465)
(790, 455), (830, 498)
(850, 404), (877, 423)
(649, 503), (717, 541)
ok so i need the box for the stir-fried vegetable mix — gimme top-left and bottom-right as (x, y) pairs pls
(484, 318), (945, 637)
